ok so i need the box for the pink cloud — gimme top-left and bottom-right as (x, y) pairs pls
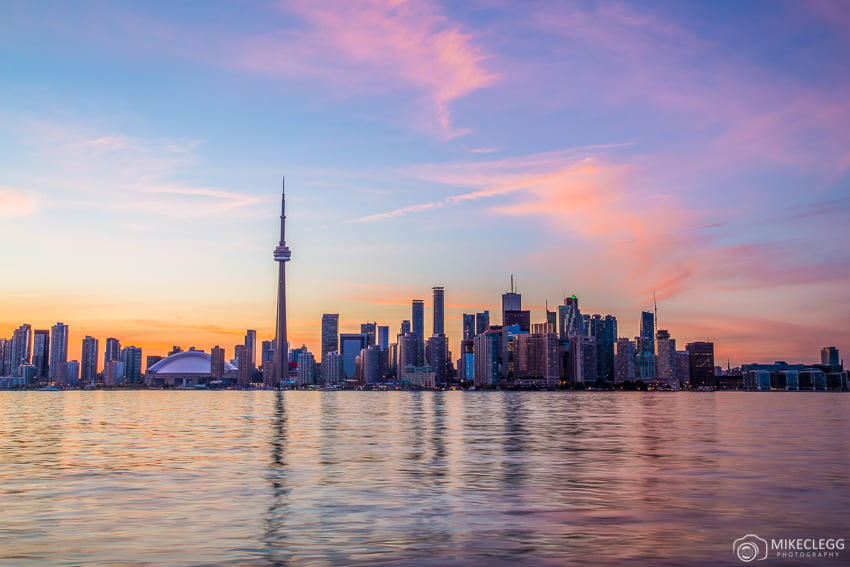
(232, 0), (498, 139)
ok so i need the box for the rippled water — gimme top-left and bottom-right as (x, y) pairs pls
(0, 391), (847, 566)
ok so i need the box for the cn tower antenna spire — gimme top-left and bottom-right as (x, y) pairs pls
(280, 177), (286, 244)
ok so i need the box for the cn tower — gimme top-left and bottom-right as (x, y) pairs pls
(272, 178), (291, 385)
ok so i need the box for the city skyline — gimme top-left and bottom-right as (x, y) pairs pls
(2, 1), (849, 365)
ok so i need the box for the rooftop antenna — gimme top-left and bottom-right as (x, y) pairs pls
(653, 290), (658, 327)
(510, 274), (514, 293)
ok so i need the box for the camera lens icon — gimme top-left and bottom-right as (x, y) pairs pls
(733, 534), (769, 562)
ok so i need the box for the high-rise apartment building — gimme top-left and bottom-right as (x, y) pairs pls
(412, 299), (424, 365)
(462, 314), (475, 340)
(615, 338), (636, 383)
(590, 315), (617, 383)
(432, 287), (445, 335)
(81, 336), (98, 384)
(102, 337), (120, 368)
(426, 334), (449, 387)
(49, 322), (69, 382)
(211, 345), (225, 380)
(655, 329), (677, 387)
(245, 330), (257, 371)
(32, 329), (50, 379)
(121, 346), (143, 384)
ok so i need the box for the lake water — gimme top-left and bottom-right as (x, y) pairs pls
(0, 391), (847, 566)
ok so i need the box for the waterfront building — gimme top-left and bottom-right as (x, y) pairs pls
(399, 365), (435, 388)
(62, 360), (80, 388)
(473, 330), (500, 387)
(412, 299), (425, 365)
(32, 329), (49, 380)
(615, 338), (636, 383)
(655, 329), (677, 387)
(236, 345), (251, 385)
(103, 338), (121, 368)
(8, 324), (33, 377)
(104, 360), (125, 386)
(514, 330), (560, 388)
(569, 335), (597, 385)
(425, 334), (449, 387)
(210, 346), (225, 380)
(686, 342), (715, 388)
(590, 314), (617, 383)
(81, 336), (98, 385)
(49, 322), (69, 382)
(296, 351), (316, 386)
(322, 352), (344, 385)
(145, 350), (236, 387)
(122, 346), (143, 384)
(361, 345), (382, 385)
(245, 330), (257, 371)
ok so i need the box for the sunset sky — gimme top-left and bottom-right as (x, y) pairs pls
(2, 0), (849, 366)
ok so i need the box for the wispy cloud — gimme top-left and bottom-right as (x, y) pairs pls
(231, 0), (498, 139)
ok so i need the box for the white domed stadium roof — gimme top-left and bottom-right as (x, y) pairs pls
(147, 350), (236, 375)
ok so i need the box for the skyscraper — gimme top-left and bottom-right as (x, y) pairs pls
(10, 324), (32, 376)
(432, 287), (445, 336)
(462, 314), (475, 340)
(81, 336), (98, 384)
(49, 322), (69, 382)
(273, 178), (292, 385)
(321, 314), (339, 360)
(412, 299), (424, 366)
(245, 329), (257, 371)
(686, 342), (715, 388)
(339, 333), (368, 380)
(377, 325), (389, 350)
(475, 311), (490, 335)
(501, 277), (521, 326)
(655, 329), (677, 387)
(104, 337), (121, 368)
(32, 329), (50, 380)
(122, 346), (143, 384)
(360, 322), (377, 347)
(590, 314), (617, 383)
(558, 295), (583, 338)
(211, 345), (225, 380)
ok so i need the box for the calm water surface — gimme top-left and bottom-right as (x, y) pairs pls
(0, 391), (847, 566)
